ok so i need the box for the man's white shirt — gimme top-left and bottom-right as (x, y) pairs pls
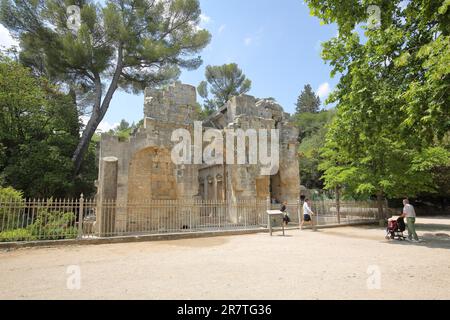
(403, 204), (416, 218)
(303, 202), (313, 215)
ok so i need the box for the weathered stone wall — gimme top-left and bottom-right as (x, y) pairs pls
(144, 82), (198, 125)
(97, 81), (301, 232)
(96, 157), (118, 236)
(278, 122), (301, 204)
(98, 83), (201, 232)
(198, 165), (225, 201)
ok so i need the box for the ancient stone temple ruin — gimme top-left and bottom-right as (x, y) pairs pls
(96, 82), (300, 235)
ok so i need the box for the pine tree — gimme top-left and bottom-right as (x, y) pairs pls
(197, 63), (251, 111)
(295, 84), (321, 114)
(0, 0), (211, 174)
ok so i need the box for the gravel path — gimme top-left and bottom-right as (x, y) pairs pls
(1, 217), (449, 300)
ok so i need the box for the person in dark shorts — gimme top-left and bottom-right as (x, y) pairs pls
(281, 201), (290, 226)
(301, 199), (315, 230)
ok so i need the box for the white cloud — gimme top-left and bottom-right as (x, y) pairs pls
(200, 14), (211, 25)
(0, 24), (18, 49)
(244, 27), (264, 47)
(317, 82), (331, 99)
(191, 14), (212, 32)
(80, 116), (119, 133)
(218, 24), (226, 34)
(97, 121), (120, 133)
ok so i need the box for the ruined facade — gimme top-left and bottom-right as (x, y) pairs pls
(97, 82), (300, 234)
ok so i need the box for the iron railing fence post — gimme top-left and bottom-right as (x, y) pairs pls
(78, 194), (84, 239)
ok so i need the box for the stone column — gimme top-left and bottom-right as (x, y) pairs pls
(213, 176), (218, 200)
(97, 157), (118, 237)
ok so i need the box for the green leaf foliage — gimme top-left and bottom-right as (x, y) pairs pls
(295, 84), (321, 114)
(0, 0), (212, 172)
(306, 0), (450, 200)
(197, 63), (252, 112)
(0, 56), (95, 198)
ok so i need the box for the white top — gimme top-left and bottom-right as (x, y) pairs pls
(303, 202), (313, 215)
(403, 204), (416, 218)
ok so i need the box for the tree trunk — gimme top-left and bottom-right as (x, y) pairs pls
(72, 109), (104, 174)
(72, 45), (123, 175)
(336, 186), (341, 224)
(376, 191), (384, 220)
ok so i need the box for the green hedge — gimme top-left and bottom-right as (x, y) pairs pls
(0, 208), (78, 242)
(0, 186), (25, 230)
(0, 187), (78, 242)
(27, 209), (78, 240)
(0, 228), (35, 242)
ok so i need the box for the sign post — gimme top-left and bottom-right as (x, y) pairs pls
(266, 210), (285, 236)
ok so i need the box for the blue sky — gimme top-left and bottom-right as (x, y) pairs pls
(104, 0), (339, 130)
(0, 0), (339, 132)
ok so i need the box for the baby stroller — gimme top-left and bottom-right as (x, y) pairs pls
(385, 216), (406, 240)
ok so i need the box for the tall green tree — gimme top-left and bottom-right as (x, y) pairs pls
(0, 0), (211, 174)
(296, 109), (336, 189)
(295, 84), (321, 114)
(306, 0), (450, 216)
(0, 56), (95, 198)
(107, 118), (145, 141)
(306, 0), (449, 143)
(197, 63), (251, 112)
(116, 119), (131, 132)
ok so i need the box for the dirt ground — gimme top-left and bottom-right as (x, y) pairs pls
(1, 217), (449, 300)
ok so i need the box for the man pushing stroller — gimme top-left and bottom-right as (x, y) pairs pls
(386, 199), (422, 243)
(401, 199), (422, 243)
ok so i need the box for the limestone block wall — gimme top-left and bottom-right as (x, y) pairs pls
(222, 95), (301, 216)
(198, 165), (225, 201)
(144, 82), (198, 125)
(278, 123), (301, 203)
(98, 120), (200, 233)
(255, 99), (285, 124)
(96, 82), (301, 232)
(226, 95), (259, 121)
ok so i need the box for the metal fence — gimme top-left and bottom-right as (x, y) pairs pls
(269, 200), (382, 227)
(310, 199), (382, 226)
(0, 197), (382, 242)
(85, 199), (268, 238)
(0, 198), (81, 242)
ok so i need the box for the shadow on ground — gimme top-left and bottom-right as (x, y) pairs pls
(415, 223), (450, 232)
(318, 220), (450, 250)
(384, 220), (450, 250)
(385, 235), (450, 250)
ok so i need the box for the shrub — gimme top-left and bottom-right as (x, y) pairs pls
(0, 228), (35, 242)
(27, 209), (78, 240)
(0, 186), (25, 230)
(0, 186), (23, 201)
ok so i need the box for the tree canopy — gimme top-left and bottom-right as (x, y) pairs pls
(107, 118), (144, 141)
(197, 63), (252, 113)
(296, 109), (336, 189)
(305, 0), (450, 209)
(295, 84), (321, 114)
(0, 56), (96, 198)
(0, 0), (211, 173)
